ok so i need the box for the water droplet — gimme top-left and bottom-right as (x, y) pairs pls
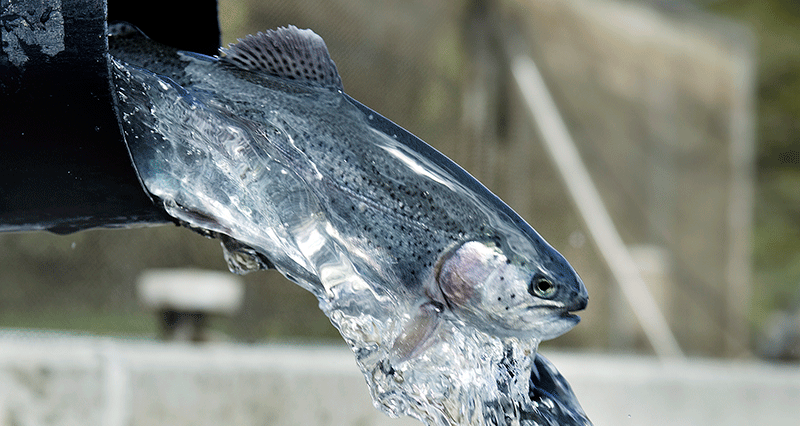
(368, 114), (374, 120)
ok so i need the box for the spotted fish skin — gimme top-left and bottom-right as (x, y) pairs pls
(109, 24), (587, 343)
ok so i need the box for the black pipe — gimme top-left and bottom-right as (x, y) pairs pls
(0, 0), (219, 234)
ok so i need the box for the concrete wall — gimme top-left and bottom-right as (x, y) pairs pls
(0, 331), (416, 426)
(557, 352), (800, 426)
(0, 331), (797, 426)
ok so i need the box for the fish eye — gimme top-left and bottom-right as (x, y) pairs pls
(530, 276), (556, 299)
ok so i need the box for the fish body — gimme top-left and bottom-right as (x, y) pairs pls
(110, 24), (587, 345)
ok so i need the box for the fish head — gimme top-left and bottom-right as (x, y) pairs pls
(434, 237), (587, 340)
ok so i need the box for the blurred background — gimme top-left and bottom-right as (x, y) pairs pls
(1, 0), (799, 424)
(3, 0), (796, 357)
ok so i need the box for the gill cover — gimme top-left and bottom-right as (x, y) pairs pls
(436, 241), (584, 340)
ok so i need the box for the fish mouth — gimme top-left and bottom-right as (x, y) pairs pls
(560, 311), (581, 324)
(526, 304), (583, 326)
(561, 297), (587, 323)
(521, 306), (582, 340)
(528, 298), (586, 316)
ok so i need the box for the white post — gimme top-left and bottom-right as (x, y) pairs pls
(102, 340), (130, 426)
(510, 54), (684, 359)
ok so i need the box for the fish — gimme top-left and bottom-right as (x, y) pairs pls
(109, 22), (588, 354)
(110, 22), (593, 425)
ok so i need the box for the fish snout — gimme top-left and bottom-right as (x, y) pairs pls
(565, 278), (588, 312)
(568, 292), (588, 312)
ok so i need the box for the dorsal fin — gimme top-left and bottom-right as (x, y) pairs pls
(219, 26), (343, 91)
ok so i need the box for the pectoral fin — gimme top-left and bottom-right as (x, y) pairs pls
(391, 301), (444, 363)
(220, 235), (275, 274)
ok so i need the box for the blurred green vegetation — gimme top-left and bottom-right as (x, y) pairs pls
(0, 308), (154, 336)
(0, 227), (340, 342)
(709, 0), (800, 318)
